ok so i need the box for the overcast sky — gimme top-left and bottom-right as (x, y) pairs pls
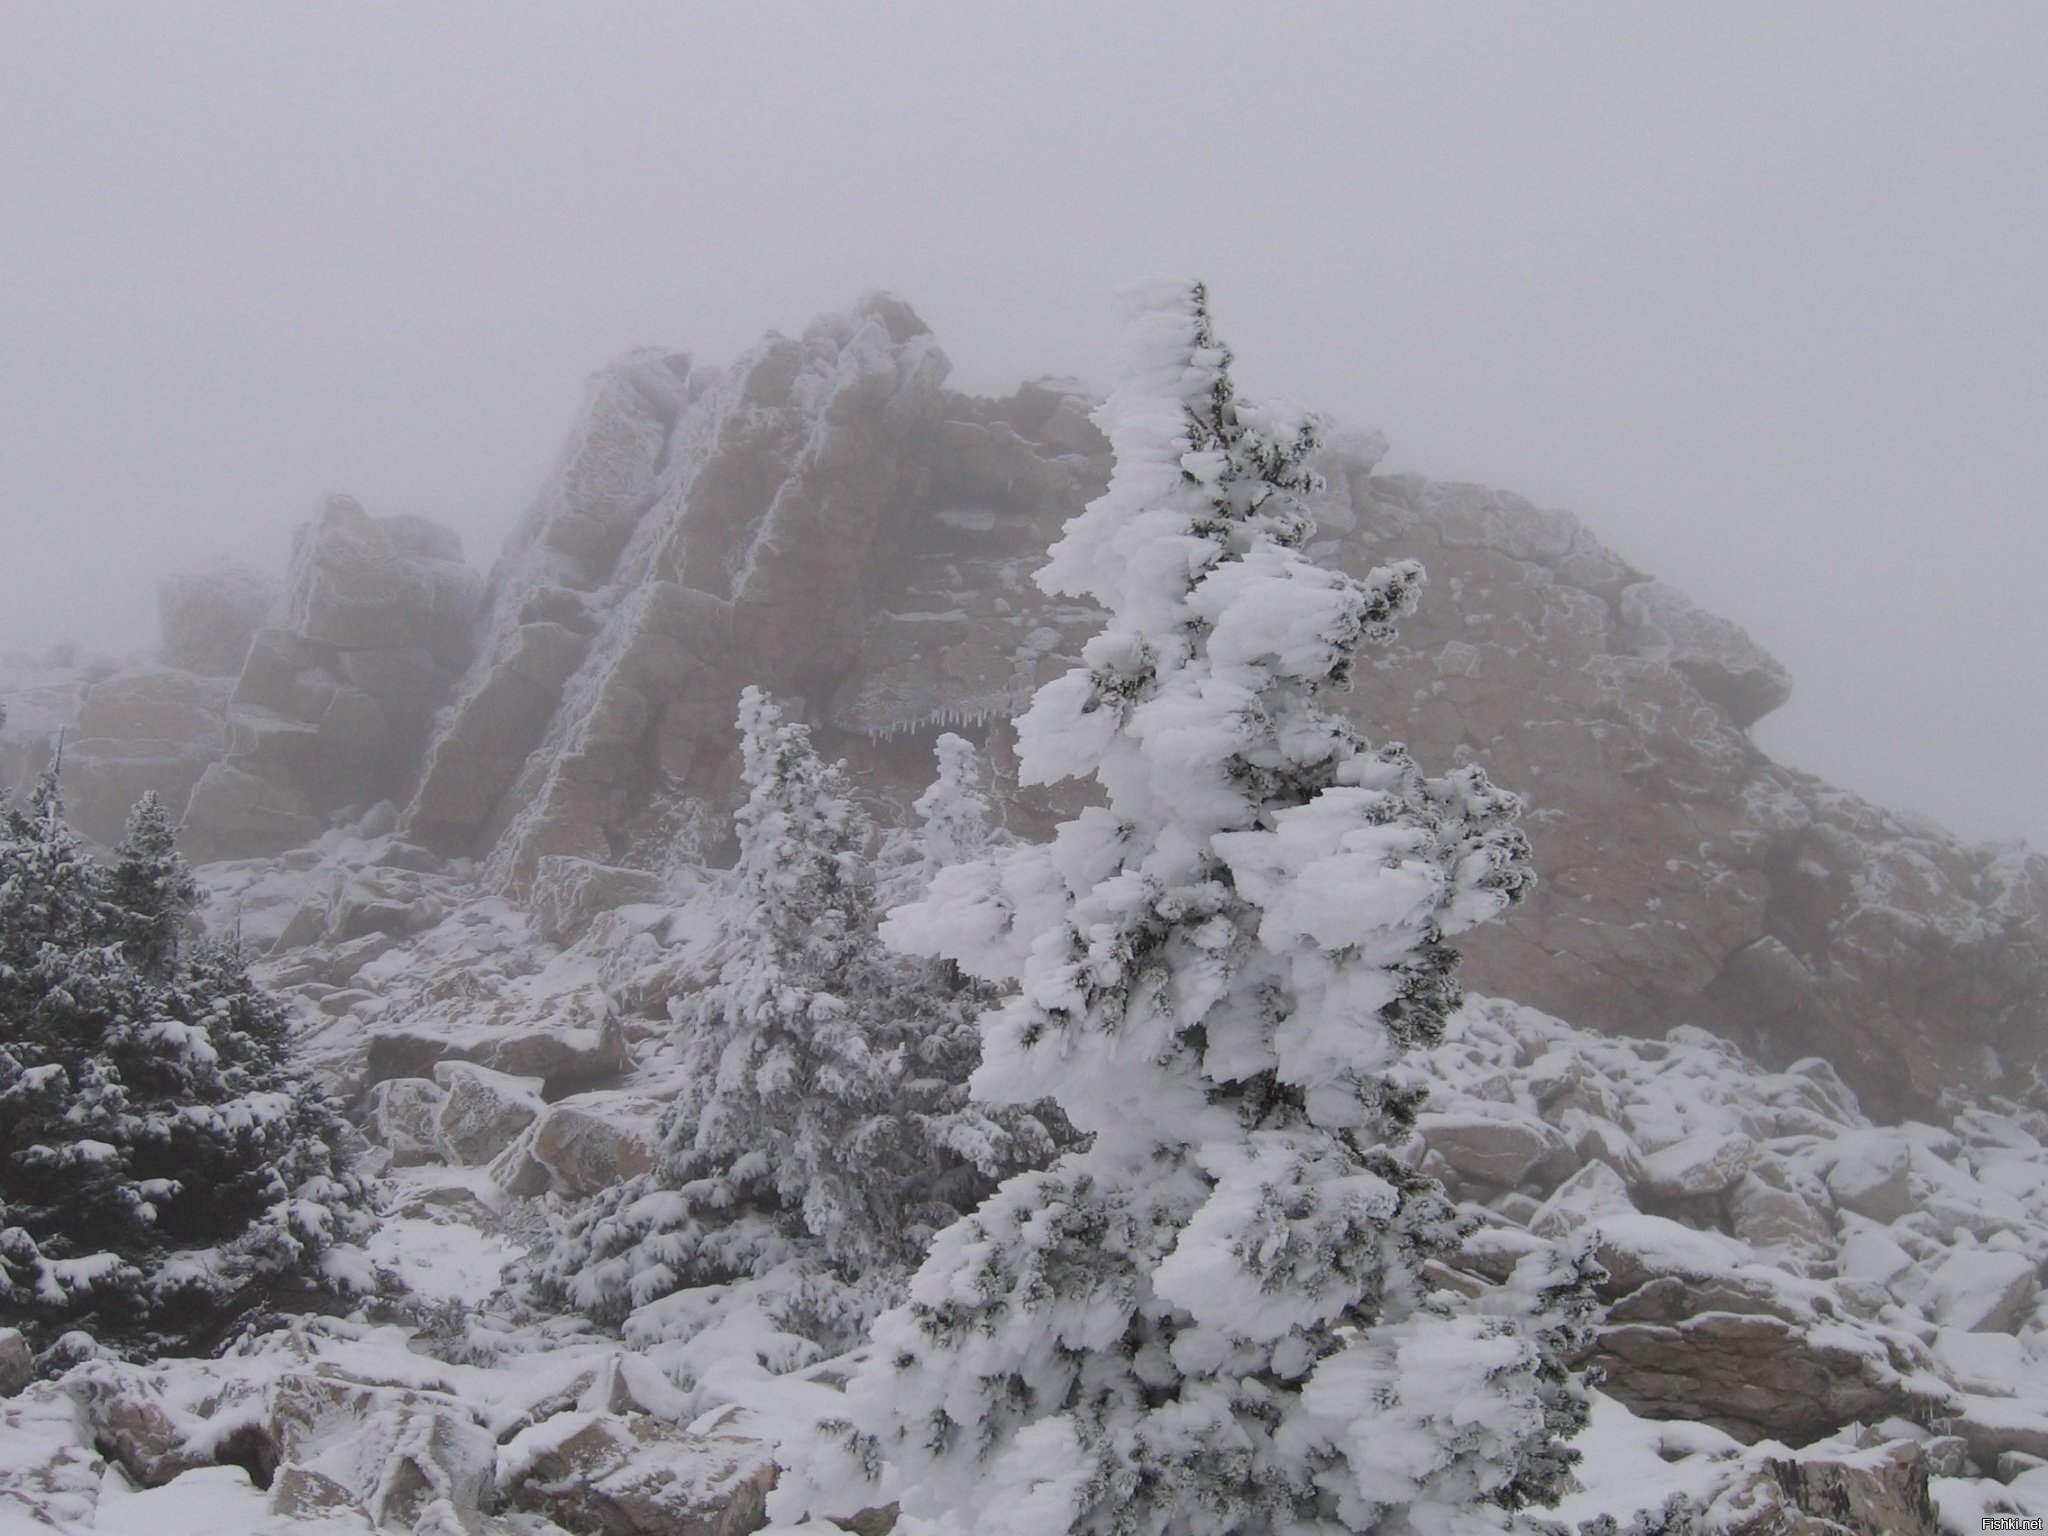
(2, 4), (2043, 849)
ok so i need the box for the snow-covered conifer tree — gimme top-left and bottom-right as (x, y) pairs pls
(878, 731), (1001, 914)
(107, 792), (200, 974)
(908, 732), (998, 872)
(779, 282), (1591, 1535)
(542, 692), (1052, 1349)
(0, 775), (370, 1362)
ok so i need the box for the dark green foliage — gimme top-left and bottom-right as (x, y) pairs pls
(0, 777), (370, 1361)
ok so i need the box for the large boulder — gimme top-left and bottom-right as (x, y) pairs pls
(497, 1414), (776, 1536)
(157, 564), (279, 676)
(1588, 1307), (1939, 1447)
(492, 1097), (664, 1198)
(432, 1062), (545, 1165)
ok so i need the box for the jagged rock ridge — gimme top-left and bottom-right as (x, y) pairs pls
(1, 293), (2042, 1122)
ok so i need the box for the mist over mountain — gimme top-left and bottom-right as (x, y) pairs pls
(4, 8), (2046, 1530)
(3, 294), (2046, 1530)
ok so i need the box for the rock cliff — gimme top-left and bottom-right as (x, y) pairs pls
(2, 294), (2042, 1122)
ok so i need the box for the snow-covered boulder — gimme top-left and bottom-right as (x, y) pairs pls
(361, 1076), (447, 1168)
(1413, 1108), (1569, 1191)
(496, 1413), (775, 1536)
(1825, 1129), (1916, 1223)
(366, 1005), (629, 1098)
(1924, 1248), (2038, 1333)
(432, 1062), (545, 1165)
(1636, 1127), (1757, 1199)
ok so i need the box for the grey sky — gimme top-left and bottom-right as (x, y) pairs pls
(2, 4), (2043, 848)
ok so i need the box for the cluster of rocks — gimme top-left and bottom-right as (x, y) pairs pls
(364, 1065), (663, 1203)
(0, 1324), (781, 1536)
(1416, 996), (2048, 1521)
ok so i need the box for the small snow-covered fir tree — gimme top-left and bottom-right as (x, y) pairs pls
(876, 732), (1002, 914)
(908, 732), (999, 872)
(541, 691), (1053, 1350)
(0, 779), (370, 1361)
(778, 282), (1592, 1535)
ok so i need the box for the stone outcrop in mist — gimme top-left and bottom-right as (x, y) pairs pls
(179, 498), (480, 861)
(1, 293), (2042, 1120)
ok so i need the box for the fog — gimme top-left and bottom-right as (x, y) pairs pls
(2, 4), (2042, 848)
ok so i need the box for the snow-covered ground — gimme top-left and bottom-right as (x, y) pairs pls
(11, 863), (2048, 1534)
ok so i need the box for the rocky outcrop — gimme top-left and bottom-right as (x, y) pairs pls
(181, 496), (480, 860)
(4, 294), (2043, 1115)
(1320, 471), (2048, 1118)
(404, 294), (962, 887)
(11, 1337), (780, 1536)
(57, 666), (230, 844)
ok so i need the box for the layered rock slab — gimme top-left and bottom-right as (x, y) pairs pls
(181, 497), (480, 860)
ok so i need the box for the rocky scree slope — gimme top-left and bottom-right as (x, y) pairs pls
(3, 293), (2041, 1121)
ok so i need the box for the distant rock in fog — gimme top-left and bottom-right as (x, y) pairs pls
(2, 293), (2043, 1120)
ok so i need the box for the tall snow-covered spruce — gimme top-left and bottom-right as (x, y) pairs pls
(541, 690), (1052, 1353)
(777, 282), (1591, 1535)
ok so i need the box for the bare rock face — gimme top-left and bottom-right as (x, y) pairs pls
(1317, 471), (2048, 1119)
(530, 856), (670, 945)
(182, 496), (479, 860)
(1617, 578), (1793, 728)
(57, 666), (231, 844)
(404, 294), (964, 885)
(157, 564), (279, 676)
